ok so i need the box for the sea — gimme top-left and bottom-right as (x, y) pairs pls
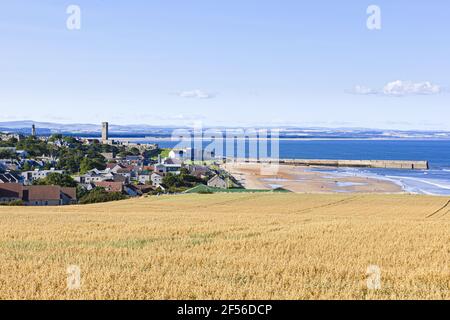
(133, 138), (450, 196)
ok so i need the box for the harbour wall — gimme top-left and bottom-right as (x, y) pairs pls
(225, 158), (429, 170)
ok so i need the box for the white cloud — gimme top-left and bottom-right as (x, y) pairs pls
(351, 85), (378, 95)
(350, 80), (442, 97)
(382, 80), (441, 96)
(176, 89), (215, 99)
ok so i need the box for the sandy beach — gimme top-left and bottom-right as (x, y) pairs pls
(222, 163), (404, 193)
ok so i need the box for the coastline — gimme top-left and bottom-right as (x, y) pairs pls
(222, 163), (405, 194)
(115, 137), (450, 142)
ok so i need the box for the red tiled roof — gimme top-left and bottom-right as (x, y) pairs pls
(23, 186), (61, 201)
(1, 184), (77, 202)
(61, 187), (77, 200)
(94, 181), (123, 193)
(134, 185), (154, 192)
(0, 183), (23, 199)
(106, 163), (118, 169)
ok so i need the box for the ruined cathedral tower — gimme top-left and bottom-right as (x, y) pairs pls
(102, 122), (109, 143)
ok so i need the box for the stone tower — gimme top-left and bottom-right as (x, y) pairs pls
(102, 122), (109, 143)
(31, 124), (36, 137)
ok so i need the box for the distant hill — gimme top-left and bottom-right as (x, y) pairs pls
(0, 121), (179, 137)
(1, 120), (450, 139)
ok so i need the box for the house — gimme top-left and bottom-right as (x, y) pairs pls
(74, 168), (131, 185)
(74, 171), (110, 184)
(207, 175), (228, 189)
(109, 163), (137, 181)
(106, 162), (119, 170)
(115, 166), (133, 180)
(154, 163), (182, 175)
(94, 181), (124, 193)
(124, 184), (142, 197)
(21, 168), (65, 185)
(208, 174), (239, 189)
(0, 159), (20, 171)
(78, 182), (95, 192)
(134, 184), (154, 194)
(20, 159), (45, 169)
(0, 172), (22, 184)
(93, 181), (145, 197)
(111, 174), (129, 184)
(168, 148), (215, 161)
(75, 168), (115, 183)
(187, 165), (212, 179)
(137, 172), (151, 184)
(23, 186), (77, 206)
(142, 165), (154, 172)
(0, 183), (23, 203)
(151, 172), (163, 187)
(0, 133), (21, 141)
(108, 163), (125, 173)
(123, 155), (145, 166)
(100, 152), (115, 161)
(0, 184), (76, 206)
(83, 138), (100, 145)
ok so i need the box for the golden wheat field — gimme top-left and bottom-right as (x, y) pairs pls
(0, 193), (449, 300)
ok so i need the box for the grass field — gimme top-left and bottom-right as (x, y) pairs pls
(0, 193), (449, 300)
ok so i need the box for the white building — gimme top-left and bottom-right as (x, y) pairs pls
(21, 168), (65, 185)
(138, 173), (151, 184)
(74, 168), (114, 184)
(168, 148), (215, 161)
(154, 163), (182, 175)
(151, 173), (163, 187)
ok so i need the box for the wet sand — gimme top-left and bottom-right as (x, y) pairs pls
(222, 163), (404, 193)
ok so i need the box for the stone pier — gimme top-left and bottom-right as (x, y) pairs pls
(225, 158), (429, 170)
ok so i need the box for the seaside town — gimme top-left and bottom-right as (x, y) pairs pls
(0, 122), (245, 206)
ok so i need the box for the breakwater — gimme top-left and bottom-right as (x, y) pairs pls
(225, 158), (429, 170)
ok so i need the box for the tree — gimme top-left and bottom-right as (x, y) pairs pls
(76, 185), (89, 199)
(57, 153), (81, 173)
(34, 173), (77, 188)
(0, 137), (17, 147)
(79, 157), (106, 174)
(49, 134), (63, 142)
(22, 161), (34, 171)
(162, 172), (204, 190)
(0, 150), (17, 159)
(79, 188), (127, 204)
(129, 147), (141, 156)
(63, 136), (78, 144)
(16, 136), (51, 157)
(0, 200), (24, 206)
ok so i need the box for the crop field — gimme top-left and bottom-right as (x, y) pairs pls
(0, 193), (449, 300)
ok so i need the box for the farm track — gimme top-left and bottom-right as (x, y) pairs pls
(189, 194), (267, 209)
(426, 199), (450, 218)
(290, 196), (361, 215)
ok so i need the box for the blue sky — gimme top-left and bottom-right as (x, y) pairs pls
(0, 1), (449, 129)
